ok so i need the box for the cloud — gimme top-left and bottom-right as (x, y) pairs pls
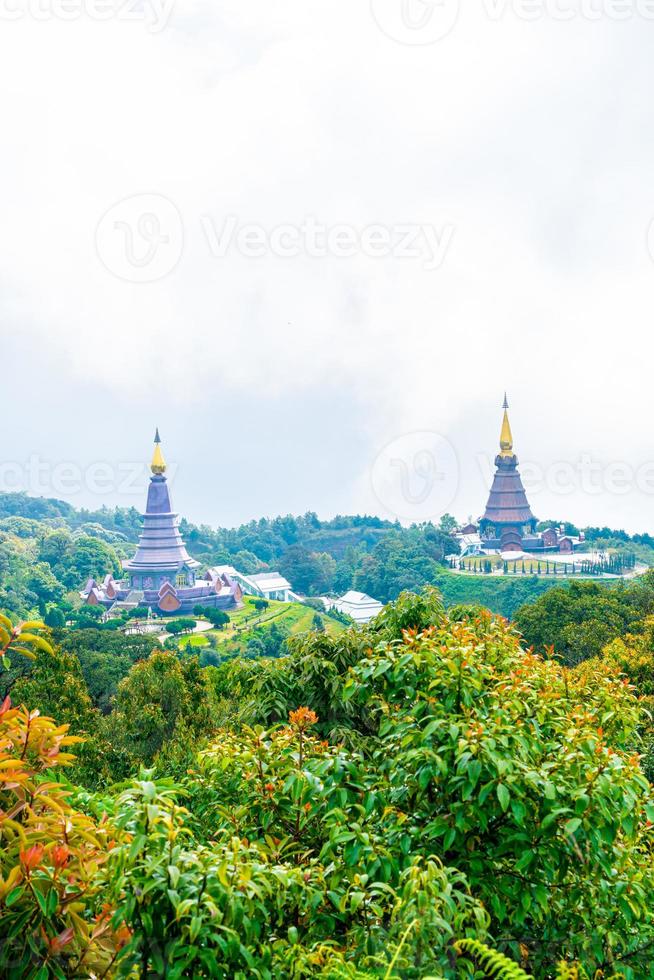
(0, 2), (653, 529)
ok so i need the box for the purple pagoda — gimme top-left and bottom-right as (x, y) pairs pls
(81, 432), (243, 615)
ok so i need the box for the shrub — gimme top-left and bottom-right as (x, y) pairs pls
(0, 617), (121, 977)
(343, 611), (654, 973)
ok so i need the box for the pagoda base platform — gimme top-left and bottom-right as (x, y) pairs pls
(481, 535), (559, 554)
(83, 574), (244, 616)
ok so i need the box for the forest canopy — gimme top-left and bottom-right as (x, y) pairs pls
(2, 588), (654, 978)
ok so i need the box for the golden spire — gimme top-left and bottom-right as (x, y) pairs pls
(499, 393), (514, 458)
(151, 428), (167, 475)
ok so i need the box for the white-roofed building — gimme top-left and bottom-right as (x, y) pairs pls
(209, 565), (292, 602)
(331, 590), (384, 625)
(247, 571), (292, 602)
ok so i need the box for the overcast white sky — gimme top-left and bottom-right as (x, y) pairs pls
(1, 0), (654, 531)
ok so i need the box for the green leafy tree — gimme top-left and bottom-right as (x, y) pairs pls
(112, 651), (216, 765)
(25, 562), (66, 610)
(513, 577), (654, 665)
(165, 617), (196, 635)
(56, 627), (155, 712)
(280, 545), (337, 595)
(44, 605), (65, 628)
(207, 608), (230, 628)
(107, 716), (488, 979)
(439, 513), (459, 534)
(312, 612), (326, 632)
(10, 645), (98, 736)
(342, 609), (654, 974)
(0, 616), (123, 975)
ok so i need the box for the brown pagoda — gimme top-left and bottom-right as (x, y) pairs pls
(480, 395), (537, 553)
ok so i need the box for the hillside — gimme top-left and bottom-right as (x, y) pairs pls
(0, 492), (457, 617)
(175, 595), (346, 664)
(2, 491), (654, 622)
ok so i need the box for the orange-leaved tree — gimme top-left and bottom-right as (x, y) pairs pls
(0, 614), (123, 978)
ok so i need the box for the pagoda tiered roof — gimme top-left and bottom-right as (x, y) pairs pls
(481, 395), (535, 528)
(81, 432), (242, 616)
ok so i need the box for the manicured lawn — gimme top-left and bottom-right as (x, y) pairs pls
(178, 634), (210, 649)
(204, 597), (345, 646)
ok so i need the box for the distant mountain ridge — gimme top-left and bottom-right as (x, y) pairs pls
(3, 491), (653, 622)
(0, 491), (457, 617)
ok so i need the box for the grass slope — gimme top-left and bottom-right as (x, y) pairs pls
(178, 597), (345, 653)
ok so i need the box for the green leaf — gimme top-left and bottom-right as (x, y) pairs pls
(515, 849), (535, 872)
(5, 886), (24, 907)
(327, 890), (342, 909)
(34, 887), (48, 916)
(510, 798), (526, 825)
(129, 834), (147, 860)
(534, 884), (549, 909)
(46, 888), (58, 916)
(496, 783), (510, 812)
(468, 759), (482, 789)
(575, 794), (590, 815)
(350, 891), (366, 912)
(564, 817), (582, 837)
(418, 766), (432, 790)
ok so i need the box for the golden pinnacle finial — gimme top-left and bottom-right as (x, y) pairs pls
(151, 428), (167, 475)
(499, 394), (514, 458)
